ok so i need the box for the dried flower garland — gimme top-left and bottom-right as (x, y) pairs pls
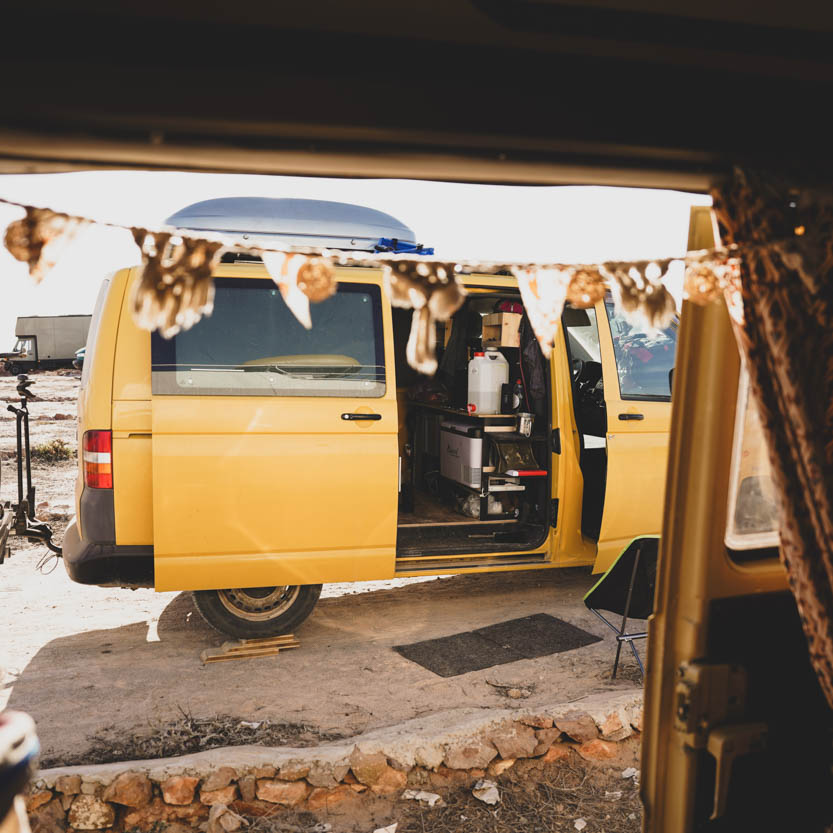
(0, 195), (800, 373)
(131, 230), (224, 338)
(4, 206), (90, 284)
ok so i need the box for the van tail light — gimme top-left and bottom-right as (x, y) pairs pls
(83, 430), (112, 489)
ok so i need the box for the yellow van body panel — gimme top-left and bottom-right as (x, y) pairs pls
(74, 268), (129, 540)
(593, 298), (672, 573)
(150, 266), (399, 591)
(88, 262), (669, 590)
(111, 267), (154, 546)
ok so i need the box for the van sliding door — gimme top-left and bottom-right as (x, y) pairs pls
(149, 271), (398, 591)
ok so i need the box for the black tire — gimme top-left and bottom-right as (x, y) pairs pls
(6, 363), (20, 376)
(191, 584), (322, 639)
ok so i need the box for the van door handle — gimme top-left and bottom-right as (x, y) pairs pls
(618, 413), (644, 421)
(341, 413), (382, 421)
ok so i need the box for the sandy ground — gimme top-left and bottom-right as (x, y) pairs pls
(0, 373), (643, 767)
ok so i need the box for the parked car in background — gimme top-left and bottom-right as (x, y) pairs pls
(0, 315), (91, 374)
(73, 347), (85, 369)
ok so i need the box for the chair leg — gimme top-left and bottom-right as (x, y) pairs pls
(612, 639), (624, 679)
(629, 638), (645, 678)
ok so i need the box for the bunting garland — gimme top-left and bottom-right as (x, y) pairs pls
(0, 195), (762, 371)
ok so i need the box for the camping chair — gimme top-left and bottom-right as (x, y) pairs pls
(583, 536), (659, 679)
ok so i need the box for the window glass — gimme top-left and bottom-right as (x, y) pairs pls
(605, 300), (677, 399)
(13, 337), (34, 357)
(563, 307), (601, 363)
(725, 365), (780, 550)
(152, 279), (385, 397)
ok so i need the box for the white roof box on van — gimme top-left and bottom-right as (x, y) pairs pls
(165, 197), (416, 251)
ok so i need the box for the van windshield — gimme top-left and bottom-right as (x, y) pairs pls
(151, 278), (386, 397)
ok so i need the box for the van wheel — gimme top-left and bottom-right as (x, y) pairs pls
(191, 585), (322, 639)
(6, 363), (20, 376)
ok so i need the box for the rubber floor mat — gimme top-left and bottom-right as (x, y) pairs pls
(394, 613), (602, 677)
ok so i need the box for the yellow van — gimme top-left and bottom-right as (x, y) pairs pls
(64, 198), (676, 637)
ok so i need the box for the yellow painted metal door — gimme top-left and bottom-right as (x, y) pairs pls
(150, 271), (399, 591)
(593, 299), (674, 573)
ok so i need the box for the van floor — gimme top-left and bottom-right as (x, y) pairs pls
(396, 491), (547, 559)
(397, 490), (517, 527)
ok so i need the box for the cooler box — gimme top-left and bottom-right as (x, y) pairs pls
(440, 420), (484, 489)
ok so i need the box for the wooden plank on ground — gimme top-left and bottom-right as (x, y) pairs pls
(200, 634), (299, 663)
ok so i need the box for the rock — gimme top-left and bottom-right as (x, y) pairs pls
(123, 798), (207, 831)
(237, 776), (256, 803)
(487, 758), (516, 777)
(29, 798), (67, 833)
(413, 745), (444, 771)
(55, 776), (83, 796)
(349, 750), (391, 786)
(229, 800), (285, 818)
(520, 714), (554, 729)
(533, 728), (563, 756)
(68, 796), (116, 830)
(103, 772), (152, 808)
(26, 791), (54, 812)
(162, 776), (200, 806)
(306, 786), (361, 813)
(554, 712), (599, 744)
(600, 710), (633, 742)
(576, 739), (619, 761)
(370, 769), (407, 796)
(255, 780), (310, 806)
(401, 790), (443, 808)
(251, 766), (276, 779)
(80, 783), (99, 796)
(427, 767), (478, 790)
(443, 738), (498, 770)
(472, 779), (500, 805)
(542, 744), (573, 764)
(201, 768), (237, 793)
(206, 803), (246, 833)
(200, 786), (238, 806)
(574, 818), (587, 831)
(276, 764), (309, 781)
(489, 724), (538, 759)
(59, 795), (74, 812)
(306, 762), (349, 789)
(631, 710), (644, 733)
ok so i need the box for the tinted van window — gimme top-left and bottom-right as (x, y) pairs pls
(152, 279), (385, 397)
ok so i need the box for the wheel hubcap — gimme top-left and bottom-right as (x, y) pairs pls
(217, 586), (301, 622)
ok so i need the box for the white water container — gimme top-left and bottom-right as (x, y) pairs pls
(468, 347), (509, 414)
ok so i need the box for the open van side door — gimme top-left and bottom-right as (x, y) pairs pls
(149, 266), (399, 592)
(592, 298), (675, 573)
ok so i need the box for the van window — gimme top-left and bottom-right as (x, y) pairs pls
(151, 279), (385, 397)
(725, 365), (780, 553)
(81, 276), (112, 389)
(605, 300), (677, 400)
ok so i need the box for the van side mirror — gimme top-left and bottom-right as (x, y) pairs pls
(669, 367), (674, 393)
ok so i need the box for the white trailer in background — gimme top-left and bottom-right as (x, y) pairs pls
(1, 315), (91, 374)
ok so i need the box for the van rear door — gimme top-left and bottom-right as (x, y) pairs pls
(149, 267), (399, 591)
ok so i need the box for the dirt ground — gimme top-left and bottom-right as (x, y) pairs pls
(0, 373), (644, 770)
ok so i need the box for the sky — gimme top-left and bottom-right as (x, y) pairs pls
(0, 172), (711, 346)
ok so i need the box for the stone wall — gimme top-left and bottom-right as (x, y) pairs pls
(27, 692), (642, 833)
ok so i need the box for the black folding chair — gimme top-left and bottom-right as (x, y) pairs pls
(583, 536), (659, 679)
